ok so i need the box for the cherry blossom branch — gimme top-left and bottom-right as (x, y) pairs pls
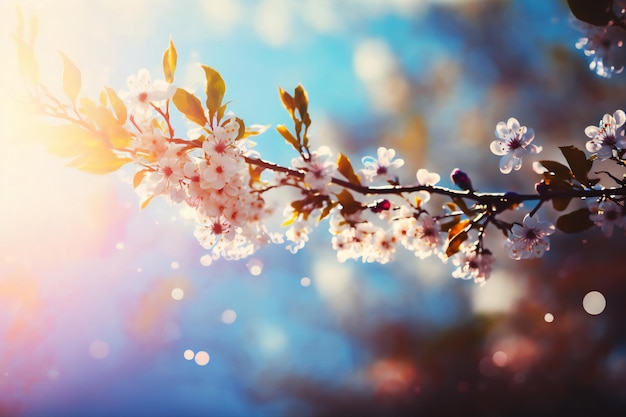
(13, 10), (626, 284)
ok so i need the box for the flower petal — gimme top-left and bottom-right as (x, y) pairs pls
(614, 109), (626, 127)
(584, 125), (599, 138)
(490, 140), (508, 156)
(499, 154), (514, 174)
(507, 117), (520, 132)
(495, 122), (509, 139)
(512, 155), (523, 171)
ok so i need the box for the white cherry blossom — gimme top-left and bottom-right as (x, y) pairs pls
(452, 249), (494, 285)
(504, 214), (555, 260)
(292, 146), (337, 192)
(584, 110), (626, 160)
(360, 147), (404, 182)
(194, 215), (234, 249)
(491, 117), (542, 174)
(588, 199), (625, 237)
(119, 69), (175, 120)
(415, 168), (441, 202)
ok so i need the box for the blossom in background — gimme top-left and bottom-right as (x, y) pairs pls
(361, 147), (404, 182)
(285, 216), (312, 254)
(292, 146), (337, 191)
(452, 249), (494, 285)
(584, 110), (626, 160)
(505, 214), (555, 260)
(490, 117), (542, 174)
(414, 168), (441, 202)
(118, 69), (175, 120)
(576, 26), (626, 78)
(588, 199), (625, 237)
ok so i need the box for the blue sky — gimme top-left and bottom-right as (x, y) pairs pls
(2, 1), (622, 416)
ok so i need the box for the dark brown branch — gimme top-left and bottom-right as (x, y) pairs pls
(243, 155), (626, 208)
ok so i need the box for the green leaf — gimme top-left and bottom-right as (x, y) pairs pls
(318, 201), (338, 222)
(294, 84), (309, 123)
(279, 87), (295, 118)
(133, 169), (151, 189)
(242, 124), (270, 139)
(202, 65), (226, 122)
(557, 208), (595, 233)
(105, 86), (127, 124)
(538, 160), (573, 182)
(335, 189), (362, 217)
(60, 52), (81, 102)
(544, 179), (574, 211)
(172, 88), (207, 126)
(559, 145), (599, 187)
(162, 39), (177, 84)
(13, 35), (38, 84)
(67, 148), (131, 174)
(45, 124), (101, 158)
(29, 14), (38, 47)
(235, 117), (245, 141)
(448, 219), (470, 240)
(451, 197), (475, 217)
(439, 215), (461, 233)
(336, 152), (361, 186)
(446, 230), (468, 258)
(140, 194), (155, 210)
(276, 125), (300, 151)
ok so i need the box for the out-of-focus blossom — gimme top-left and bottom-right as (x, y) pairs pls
(490, 117), (542, 174)
(576, 26), (626, 78)
(452, 249), (494, 285)
(588, 199), (625, 237)
(292, 146), (337, 192)
(585, 110), (626, 160)
(504, 214), (555, 260)
(415, 168), (440, 202)
(361, 147), (404, 182)
(118, 69), (175, 120)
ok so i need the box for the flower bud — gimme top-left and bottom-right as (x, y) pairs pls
(451, 168), (474, 192)
(371, 199), (392, 213)
(535, 180), (549, 195)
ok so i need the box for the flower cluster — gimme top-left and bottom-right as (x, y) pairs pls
(570, 0), (626, 78)
(15, 25), (626, 284)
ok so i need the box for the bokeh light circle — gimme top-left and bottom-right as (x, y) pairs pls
(194, 351), (210, 366)
(221, 309), (237, 324)
(171, 288), (184, 301)
(583, 291), (606, 315)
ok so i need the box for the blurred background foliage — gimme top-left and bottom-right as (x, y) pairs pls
(1, 0), (626, 416)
